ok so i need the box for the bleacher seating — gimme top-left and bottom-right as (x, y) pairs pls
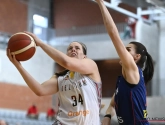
(0, 108), (54, 125)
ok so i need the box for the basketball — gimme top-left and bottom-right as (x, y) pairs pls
(7, 32), (36, 61)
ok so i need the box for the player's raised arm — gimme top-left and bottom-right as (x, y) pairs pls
(25, 31), (101, 83)
(95, 0), (137, 71)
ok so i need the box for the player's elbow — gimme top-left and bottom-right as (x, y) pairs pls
(34, 90), (45, 96)
(63, 61), (74, 70)
(35, 92), (42, 96)
(36, 93), (41, 97)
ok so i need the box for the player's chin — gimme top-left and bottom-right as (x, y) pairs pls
(70, 55), (78, 58)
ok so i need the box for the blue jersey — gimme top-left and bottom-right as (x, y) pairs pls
(114, 67), (149, 125)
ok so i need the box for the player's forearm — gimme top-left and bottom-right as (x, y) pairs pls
(97, 0), (120, 39)
(38, 42), (71, 69)
(96, 0), (126, 61)
(16, 65), (43, 96)
(106, 105), (115, 117)
(105, 94), (116, 117)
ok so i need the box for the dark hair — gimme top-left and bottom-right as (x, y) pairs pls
(130, 41), (154, 84)
(55, 70), (69, 77)
(55, 42), (87, 77)
(79, 42), (87, 55)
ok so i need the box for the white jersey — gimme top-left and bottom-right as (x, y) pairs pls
(53, 71), (102, 125)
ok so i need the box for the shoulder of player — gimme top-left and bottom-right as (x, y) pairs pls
(83, 58), (97, 65)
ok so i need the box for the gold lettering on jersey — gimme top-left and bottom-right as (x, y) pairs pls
(68, 110), (89, 117)
(143, 110), (148, 118)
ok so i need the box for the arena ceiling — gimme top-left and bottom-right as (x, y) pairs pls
(94, 0), (165, 23)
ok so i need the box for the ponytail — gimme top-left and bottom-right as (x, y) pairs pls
(130, 41), (154, 84)
(143, 52), (154, 84)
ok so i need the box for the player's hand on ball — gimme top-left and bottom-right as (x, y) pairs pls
(101, 117), (111, 125)
(6, 49), (21, 66)
(23, 31), (42, 46)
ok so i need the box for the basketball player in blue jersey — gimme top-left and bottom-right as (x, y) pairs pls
(95, 0), (154, 125)
(7, 33), (102, 125)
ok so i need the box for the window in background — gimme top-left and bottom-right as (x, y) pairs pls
(33, 14), (48, 42)
(33, 14), (48, 28)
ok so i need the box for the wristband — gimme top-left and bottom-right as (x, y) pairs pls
(104, 114), (111, 119)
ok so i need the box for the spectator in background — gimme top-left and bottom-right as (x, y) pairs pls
(127, 17), (136, 39)
(123, 17), (136, 39)
(123, 24), (131, 39)
(0, 120), (8, 125)
(26, 104), (39, 119)
(47, 108), (56, 121)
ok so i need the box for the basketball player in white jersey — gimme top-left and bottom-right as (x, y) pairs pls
(7, 31), (102, 125)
